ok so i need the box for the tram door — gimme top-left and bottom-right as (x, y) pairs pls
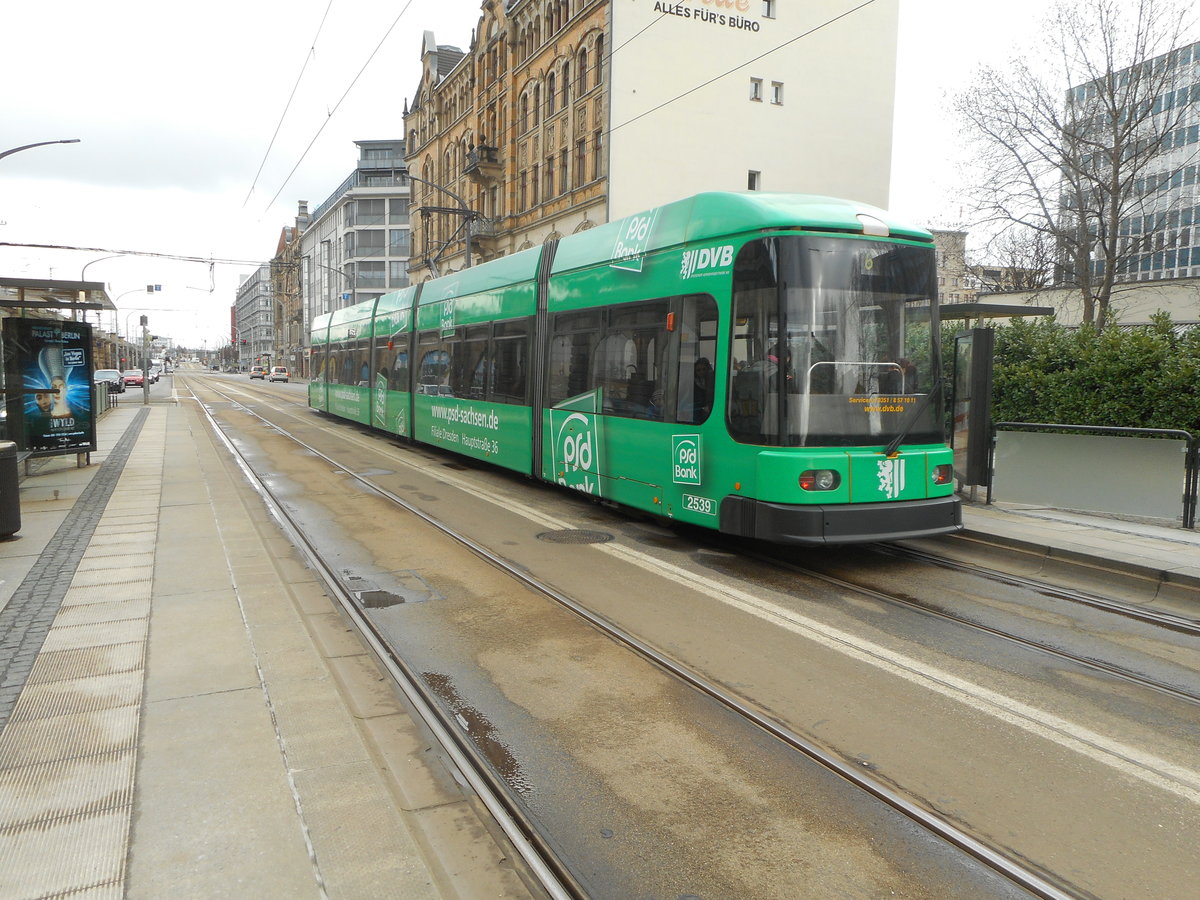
(950, 328), (994, 491)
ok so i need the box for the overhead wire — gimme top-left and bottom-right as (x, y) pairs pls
(242, 0), (338, 208)
(0, 242), (268, 268)
(262, 0), (419, 212)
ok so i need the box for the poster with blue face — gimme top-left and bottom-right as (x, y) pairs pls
(2, 319), (96, 455)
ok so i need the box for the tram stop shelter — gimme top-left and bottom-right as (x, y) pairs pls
(0, 277), (119, 464)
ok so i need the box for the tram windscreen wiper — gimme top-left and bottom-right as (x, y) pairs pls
(884, 377), (945, 457)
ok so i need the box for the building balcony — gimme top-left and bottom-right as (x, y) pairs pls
(469, 216), (499, 257)
(464, 145), (502, 186)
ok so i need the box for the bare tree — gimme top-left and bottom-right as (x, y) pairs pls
(974, 228), (1056, 293)
(955, 0), (1196, 329)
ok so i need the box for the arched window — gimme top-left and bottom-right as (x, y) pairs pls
(520, 94), (530, 132)
(562, 61), (570, 106)
(533, 84), (541, 124)
(577, 47), (588, 94)
(596, 35), (604, 85)
(547, 72), (556, 116)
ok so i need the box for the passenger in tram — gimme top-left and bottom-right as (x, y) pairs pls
(745, 343), (798, 393)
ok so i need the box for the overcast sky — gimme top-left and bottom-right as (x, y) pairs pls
(0, 0), (1082, 349)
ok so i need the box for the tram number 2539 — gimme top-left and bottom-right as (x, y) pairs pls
(682, 493), (715, 516)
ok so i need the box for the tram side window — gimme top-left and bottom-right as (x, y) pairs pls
(450, 326), (490, 399)
(354, 338), (371, 386)
(601, 299), (670, 420)
(326, 346), (340, 384)
(417, 346), (452, 395)
(548, 298), (718, 423)
(372, 335), (408, 391)
(729, 239), (783, 444)
(674, 295), (719, 425)
(547, 312), (601, 406)
(491, 320), (530, 404)
(388, 348), (409, 392)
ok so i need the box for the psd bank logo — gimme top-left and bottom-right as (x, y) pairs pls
(877, 457), (906, 499)
(672, 434), (701, 485)
(553, 411), (601, 495)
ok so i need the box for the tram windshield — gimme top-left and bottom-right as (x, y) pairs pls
(728, 236), (942, 447)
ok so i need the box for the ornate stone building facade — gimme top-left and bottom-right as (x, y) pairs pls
(403, 0), (900, 281)
(404, 0), (609, 279)
(271, 209), (306, 377)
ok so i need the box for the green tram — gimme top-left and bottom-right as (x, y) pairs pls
(309, 192), (962, 544)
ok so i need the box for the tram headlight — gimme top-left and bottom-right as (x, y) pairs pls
(799, 469), (840, 491)
(932, 464), (953, 485)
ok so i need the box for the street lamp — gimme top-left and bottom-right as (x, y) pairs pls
(81, 254), (125, 282)
(0, 138), (81, 162)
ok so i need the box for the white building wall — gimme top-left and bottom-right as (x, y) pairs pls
(607, 0), (898, 219)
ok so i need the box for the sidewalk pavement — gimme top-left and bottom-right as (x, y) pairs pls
(955, 499), (1200, 606)
(0, 395), (1195, 897)
(0, 400), (491, 899)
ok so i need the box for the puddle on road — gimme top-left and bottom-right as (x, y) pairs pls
(343, 570), (441, 606)
(423, 671), (533, 794)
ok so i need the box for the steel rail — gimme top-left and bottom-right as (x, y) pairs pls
(880, 542), (1200, 634)
(185, 376), (1080, 900)
(181, 380), (582, 900)
(743, 544), (1200, 708)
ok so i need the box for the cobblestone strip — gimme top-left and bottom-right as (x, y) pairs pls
(0, 409), (150, 730)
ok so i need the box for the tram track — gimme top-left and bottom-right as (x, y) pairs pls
(184, 374), (1092, 899)
(181, 379), (582, 900)
(738, 541), (1200, 709)
(223, 378), (1200, 707)
(880, 541), (1200, 632)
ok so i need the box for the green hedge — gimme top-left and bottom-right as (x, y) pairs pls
(978, 315), (1200, 433)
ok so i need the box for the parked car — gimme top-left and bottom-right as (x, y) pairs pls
(250, 365), (266, 379)
(123, 369), (144, 387)
(94, 368), (124, 393)
(268, 366), (289, 383)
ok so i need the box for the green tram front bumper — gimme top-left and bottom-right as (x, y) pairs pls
(718, 494), (963, 545)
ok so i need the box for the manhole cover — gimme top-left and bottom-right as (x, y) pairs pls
(536, 529), (614, 544)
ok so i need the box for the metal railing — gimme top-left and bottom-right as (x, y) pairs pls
(990, 422), (1198, 529)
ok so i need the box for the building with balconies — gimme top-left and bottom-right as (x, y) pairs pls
(234, 265), (273, 372)
(402, 0), (899, 281)
(298, 139), (412, 353)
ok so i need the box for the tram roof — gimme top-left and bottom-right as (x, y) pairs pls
(550, 192), (934, 275)
(419, 245), (543, 305)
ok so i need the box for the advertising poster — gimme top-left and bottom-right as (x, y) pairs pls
(3, 318), (97, 455)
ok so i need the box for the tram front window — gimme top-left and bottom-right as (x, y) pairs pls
(728, 236), (942, 447)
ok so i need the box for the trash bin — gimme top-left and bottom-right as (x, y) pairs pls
(0, 440), (21, 537)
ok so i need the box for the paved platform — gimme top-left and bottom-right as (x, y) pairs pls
(956, 497), (1200, 607)
(0, 397), (1195, 897)
(0, 401), (456, 899)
